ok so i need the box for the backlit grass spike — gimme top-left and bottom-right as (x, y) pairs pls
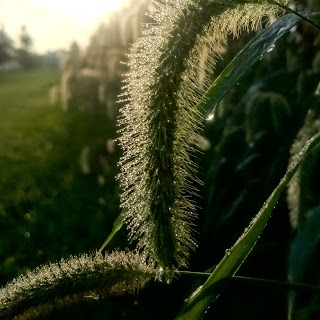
(117, 0), (288, 270)
(0, 251), (153, 320)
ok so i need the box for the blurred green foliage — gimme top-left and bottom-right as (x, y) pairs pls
(0, 68), (122, 286)
(1, 2), (320, 320)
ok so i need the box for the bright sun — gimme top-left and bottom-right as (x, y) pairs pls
(29, 0), (130, 18)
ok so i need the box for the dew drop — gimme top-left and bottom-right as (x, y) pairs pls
(266, 44), (275, 53)
(155, 267), (174, 284)
(187, 285), (203, 302)
(24, 212), (31, 221)
(315, 82), (320, 96)
(206, 113), (214, 121)
(222, 64), (234, 78)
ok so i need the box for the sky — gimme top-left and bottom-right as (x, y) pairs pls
(1, 0), (131, 53)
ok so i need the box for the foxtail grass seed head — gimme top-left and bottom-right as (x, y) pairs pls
(117, 0), (288, 270)
(287, 113), (320, 229)
(0, 251), (154, 320)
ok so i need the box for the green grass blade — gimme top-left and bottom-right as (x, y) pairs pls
(176, 132), (320, 320)
(199, 13), (302, 116)
(270, 2), (320, 30)
(98, 210), (125, 253)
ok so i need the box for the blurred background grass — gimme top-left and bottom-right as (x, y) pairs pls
(0, 68), (122, 285)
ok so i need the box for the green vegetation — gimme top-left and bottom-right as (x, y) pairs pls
(0, 68), (121, 286)
(1, 1), (320, 319)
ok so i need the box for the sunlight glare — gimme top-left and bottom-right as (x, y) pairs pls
(29, 0), (131, 18)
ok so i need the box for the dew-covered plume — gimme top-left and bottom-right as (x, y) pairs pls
(0, 251), (153, 320)
(117, 0), (288, 270)
(287, 111), (320, 229)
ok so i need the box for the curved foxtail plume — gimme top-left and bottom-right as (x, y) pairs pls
(0, 251), (153, 320)
(287, 111), (320, 229)
(117, 0), (288, 271)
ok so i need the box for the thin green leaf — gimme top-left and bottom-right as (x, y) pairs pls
(270, 2), (320, 30)
(176, 132), (320, 320)
(288, 205), (320, 319)
(176, 271), (320, 294)
(199, 12), (320, 117)
(98, 211), (125, 253)
(310, 14), (320, 25)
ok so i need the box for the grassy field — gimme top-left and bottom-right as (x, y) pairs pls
(0, 68), (59, 108)
(0, 68), (121, 285)
(0, 68), (63, 186)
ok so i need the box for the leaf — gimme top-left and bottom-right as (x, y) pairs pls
(270, 1), (320, 30)
(199, 12), (320, 116)
(98, 211), (125, 253)
(288, 205), (320, 319)
(176, 132), (320, 320)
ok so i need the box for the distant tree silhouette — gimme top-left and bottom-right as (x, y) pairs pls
(17, 25), (33, 68)
(0, 24), (15, 64)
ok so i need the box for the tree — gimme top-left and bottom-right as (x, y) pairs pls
(17, 25), (33, 68)
(20, 25), (32, 51)
(0, 24), (15, 64)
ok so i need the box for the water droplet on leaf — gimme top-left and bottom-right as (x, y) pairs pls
(266, 44), (275, 53)
(206, 113), (214, 121)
